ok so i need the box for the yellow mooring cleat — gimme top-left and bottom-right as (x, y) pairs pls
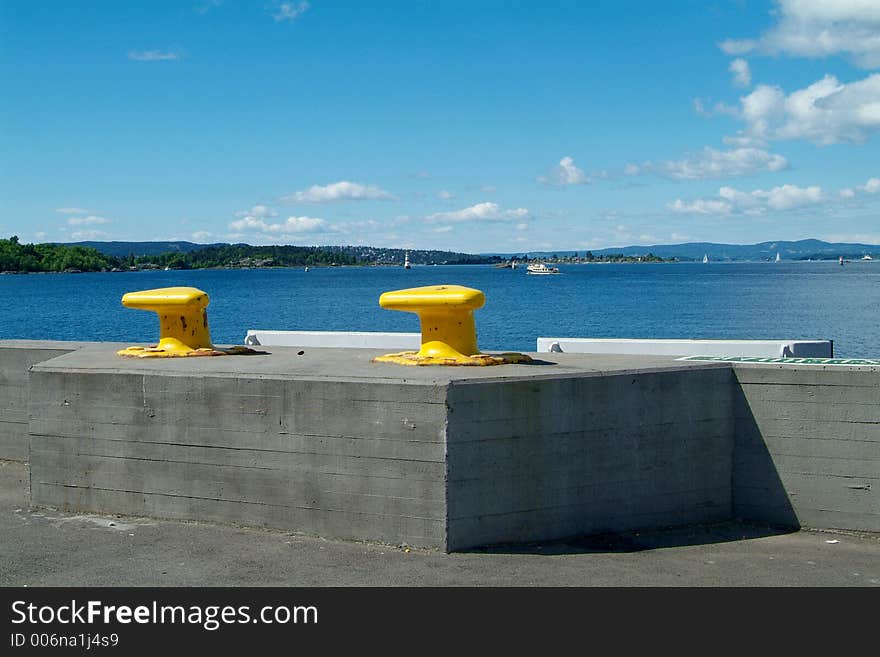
(372, 284), (532, 366)
(117, 286), (245, 358)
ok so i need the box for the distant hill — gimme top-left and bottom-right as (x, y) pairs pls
(490, 239), (880, 261)
(58, 241), (227, 257)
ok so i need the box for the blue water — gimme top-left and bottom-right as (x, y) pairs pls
(1, 262), (878, 357)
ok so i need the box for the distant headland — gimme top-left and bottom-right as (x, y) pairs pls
(488, 238), (879, 263)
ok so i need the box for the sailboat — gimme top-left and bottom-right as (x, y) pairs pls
(775, 252), (781, 263)
(839, 256), (844, 266)
(702, 254), (709, 264)
(404, 252), (411, 269)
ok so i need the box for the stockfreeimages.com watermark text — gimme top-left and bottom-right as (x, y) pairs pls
(11, 599), (318, 632)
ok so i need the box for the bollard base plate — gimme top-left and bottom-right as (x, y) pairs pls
(372, 351), (532, 366)
(117, 345), (264, 358)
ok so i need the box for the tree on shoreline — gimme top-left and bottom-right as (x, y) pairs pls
(0, 237), (114, 272)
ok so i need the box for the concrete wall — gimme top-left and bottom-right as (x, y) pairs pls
(732, 365), (880, 533)
(0, 340), (85, 461)
(445, 368), (735, 550)
(29, 368), (449, 549)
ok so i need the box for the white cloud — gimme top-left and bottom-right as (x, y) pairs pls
(426, 202), (529, 224)
(654, 147), (788, 179)
(34, 231), (47, 240)
(285, 181), (394, 203)
(693, 98), (740, 118)
(55, 207), (89, 214)
(538, 156), (590, 186)
(719, 39), (758, 56)
(631, 147), (787, 180)
(863, 177), (880, 193)
(191, 231), (213, 241)
(668, 198), (734, 215)
(719, 0), (880, 69)
(436, 190), (455, 200)
(67, 215), (110, 226)
(229, 215), (326, 234)
(841, 176), (880, 198)
(128, 50), (180, 62)
(729, 58), (752, 87)
(270, 1), (310, 22)
(669, 183), (825, 215)
(732, 74), (880, 145)
(234, 204), (277, 218)
(757, 184), (824, 210)
(431, 226), (454, 233)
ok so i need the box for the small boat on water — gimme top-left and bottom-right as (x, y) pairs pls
(702, 254), (709, 264)
(404, 252), (411, 269)
(775, 252), (781, 263)
(863, 254), (873, 261)
(526, 262), (560, 275)
(839, 256), (844, 266)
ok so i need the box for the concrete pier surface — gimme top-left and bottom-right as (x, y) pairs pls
(1, 460), (877, 586)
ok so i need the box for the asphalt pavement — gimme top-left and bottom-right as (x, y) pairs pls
(2, 460), (877, 587)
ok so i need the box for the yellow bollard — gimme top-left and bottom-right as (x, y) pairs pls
(117, 287), (228, 357)
(372, 284), (531, 366)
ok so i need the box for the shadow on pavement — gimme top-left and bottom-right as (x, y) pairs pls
(469, 521), (798, 555)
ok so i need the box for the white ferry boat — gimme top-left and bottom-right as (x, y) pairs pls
(526, 263), (560, 275)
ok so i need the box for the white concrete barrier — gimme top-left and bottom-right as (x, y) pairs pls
(245, 330), (421, 350)
(536, 338), (833, 358)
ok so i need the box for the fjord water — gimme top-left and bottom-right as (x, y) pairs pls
(1, 261), (878, 357)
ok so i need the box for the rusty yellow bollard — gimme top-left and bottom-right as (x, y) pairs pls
(116, 286), (226, 357)
(372, 284), (531, 366)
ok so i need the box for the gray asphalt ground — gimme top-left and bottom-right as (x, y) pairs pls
(2, 460), (877, 587)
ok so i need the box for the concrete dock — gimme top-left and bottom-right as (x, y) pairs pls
(2, 339), (877, 555)
(26, 345), (741, 550)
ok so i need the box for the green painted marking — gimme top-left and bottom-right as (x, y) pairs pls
(678, 356), (880, 366)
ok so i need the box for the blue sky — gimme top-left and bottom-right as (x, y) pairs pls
(1, 0), (878, 252)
